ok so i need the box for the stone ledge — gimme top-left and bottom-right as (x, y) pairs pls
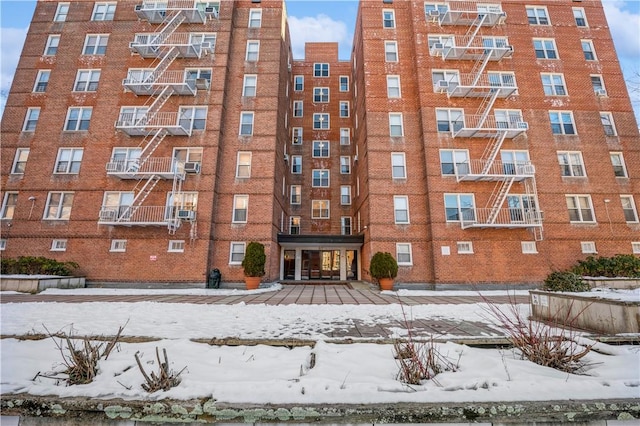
(1, 276), (85, 294)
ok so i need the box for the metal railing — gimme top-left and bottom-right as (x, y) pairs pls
(98, 205), (170, 224)
(461, 208), (543, 228)
(457, 160), (535, 177)
(280, 220), (359, 236)
(105, 158), (184, 175)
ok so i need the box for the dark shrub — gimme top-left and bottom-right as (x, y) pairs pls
(571, 254), (640, 278)
(241, 242), (266, 277)
(369, 252), (399, 279)
(0, 256), (78, 276)
(543, 271), (589, 292)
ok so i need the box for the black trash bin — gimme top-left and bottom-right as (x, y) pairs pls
(208, 268), (221, 289)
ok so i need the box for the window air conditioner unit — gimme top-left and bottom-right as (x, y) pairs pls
(429, 10), (440, 17)
(204, 7), (218, 18)
(595, 89), (607, 97)
(100, 210), (116, 221)
(183, 162), (201, 173)
(177, 210), (196, 220)
(433, 42), (444, 50)
(518, 164), (536, 175)
(135, 4), (143, 11)
(200, 42), (211, 50)
(437, 80), (449, 92)
(195, 78), (209, 90)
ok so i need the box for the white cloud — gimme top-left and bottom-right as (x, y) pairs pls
(0, 26), (28, 113)
(288, 14), (349, 60)
(603, 0), (640, 62)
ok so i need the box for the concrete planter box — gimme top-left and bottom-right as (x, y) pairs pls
(530, 290), (640, 334)
(1, 275), (85, 294)
(583, 277), (640, 290)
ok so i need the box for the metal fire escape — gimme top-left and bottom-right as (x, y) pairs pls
(430, 0), (543, 240)
(99, 1), (218, 233)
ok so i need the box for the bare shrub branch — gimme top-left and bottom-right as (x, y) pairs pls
(135, 347), (185, 393)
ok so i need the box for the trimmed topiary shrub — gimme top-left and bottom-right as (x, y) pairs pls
(543, 271), (590, 292)
(241, 242), (266, 277)
(571, 254), (640, 278)
(369, 252), (398, 279)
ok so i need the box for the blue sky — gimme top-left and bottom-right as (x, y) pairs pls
(1, 0), (638, 119)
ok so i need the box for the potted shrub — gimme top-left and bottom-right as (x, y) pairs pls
(241, 242), (266, 290)
(370, 251), (398, 291)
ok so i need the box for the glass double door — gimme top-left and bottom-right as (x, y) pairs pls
(302, 250), (340, 280)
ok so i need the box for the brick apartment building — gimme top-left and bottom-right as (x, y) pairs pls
(1, 0), (638, 286)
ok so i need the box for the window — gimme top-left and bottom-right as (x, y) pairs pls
(389, 113), (404, 136)
(457, 242), (474, 254)
(312, 141), (329, 158)
(179, 106), (207, 132)
(313, 87), (328, 103)
(573, 8), (588, 27)
(396, 243), (412, 265)
(0, 239), (5, 251)
(83, 34), (108, 55)
(541, 73), (566, 96)
(313, 113), (329, 129)
(394, 195), (409, 224)
(339, 76), (349, 92)
(383, 9), (395, 28)
(290, 185), (301, 204)
(229, 242), (245, 264)
(339, 101), (349, 118)
(294, 75), (303, 91)
(73, 69), (100, 92)
(189, 32), (216, 50)
(549, 111), (576, 135)
(232, 195), (248, 223)
(340, 128), (350, 145)
(291, 155), (302, 173)
(246, 40), (259, 61)
(526, 6), (549, 25)
(600, 112), (616, 136)
(341, 186), (351, 205)
(436, 108), (464, 133)
(44, 35), (60, 55)
(248, 8), (262, 27)
(1, 192), (18, 220)
(109, 147), (141, 172)
(11, 148), (29, 174)
(440, 149), (469, 175)
(314, 63), (329, 77)
(581, 241), (597, 254)
(44, 191), (74, 220)
(23, 108), (40, 131)
(533, 39), (558, 59)
(521, 241), (538, 254)
(168, 240), (185, 253)
(54, 3), (70, 21)
(173, 147), (202, 173)
(54, 148), (83, 174)
(293, 100), (303, 117)
(51, 239), (67, 252)
(311, 200), (330, 219)
(444, 194), (476, 222)
(387, 75), (401, 98)
(33, 70), (50, 92)
(242, 74), (257, 96)
(166, 191), (198, 219)
(500, 150), (530, 175)
(632, 243), (640, 255)
(384, 41), (398, 62)
(432, 70), (459, 92)
(101, 191), (133, 221)
(391, 152), (406, 179)
(507, 194), (538, 223)
(341, 217), (351, 235)
(92, 2), (116, 20)
(557, 151), (585, 177)
(581, 40), (596, 60)
(292, 127), (302, 144)
(566, 195), (595, 223)
(239, 112), (254, 135)
(610, 152), (627, 177)
(494, 109), (525, 129)
(290, 217), (301, 235)
(591, 75), (606, 95)
(312, 169), (330, 187)
(488, 72), (516, 88)
(621, 196), (639, 223)
(340, 156), (351, 174)
(110, 240), (127, 252)
(425, 3), (449, 17)
(236, 152), (252, 178)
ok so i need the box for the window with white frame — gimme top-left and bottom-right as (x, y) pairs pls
(440, 149), (469, 176)
(339, 76), (349, 91)
(168, 240), (185, 253)
(313, 113), (329, 129)
(185, 68), (212, 88)
(229, 242), (245, 264)
(242, 74), (257, 96)
(488, 71), (516, 88)
(340, 128), (350, 145)
(23, 108), (40, 131)
(340, 156), (351, 174)
(444, 194), (476, 222)
(506, 194), (537, 223)
(581, 40), (596, 60)
(526, 6), (549, 25)
(573, 8), (588, 27)
(549, 111), (576, 135)
(566, 195), (595, 223)
(33, 70), (50, 92)
(101, 191), (133, 220)
(312, 140), (329, 158)
(632, 242), (640, 254)
(248, 8), (262, 27)
(290, 216), (301, 234)
(0, 239), (6, 251)
(581, 241), (597, 254)
(290, 185), (301, 204)
(179, 106), (207, 132)
(591, 75), (606, 95)
(313, 63), (329, 77)
(239, 111), (254, 135)
(51, 239), (67, 252)
(292, 127), (302, 144)
(432, 70), (459, 91)
(500, 150), (529, 175)
(396, 243), (413, 265)
(236, 151), (252, 178)
(533, 38), (558, 59)
(293, 100), (303, 117)
(482, 36), (509, 49)
(313, 87), (329, 103)
(341, 186), (351, 205)
(387, 75), (401, 98)
(600, 112), (616, 136)
(232, 195), (248, 223)
(394, 195), (410, 224)
(457, 241), (473, 254)
(436, 108), (464, 133)
(173, 147), (202, 170)
(311, 200), (330, 219)
(1, 192), (18, 220)
(557, 151), (585, 177)
(521, 241), (538, 254)
(166, 192), (198, 219)
(54, 148), (83, 174)
(11, 148), (29, 174)
(92, 2), (116, 20)
(425, 3), (449, 17)
(389, 113), (404, 136)
(495, 109), (524, 129)
(428, 34), (454, 50)
(341, 217), (351, 235)
(312, 169), (330, 187)
(83, 34), (108, 55)
(291, 155), (302, 173)
(541, 73), (567, 96)
(382, 9), (395, 28)
(44, 35), (60, 55)
(621, 196), (639, 223)
(44, 191), (74, 220)
(189, 32), (216, 50)
(384, 41), (398, 62)
(610, 152), (628, 177)
(246, 40), (259, 61)
(391, 152), (406, 179)
(110, 240), (127, 252)
(73, 69), (100, 92)
(294, 75), (303, 91)
(54, 3), (70, 21)
(109, 147), (141, 172)
(339, 101), (349, 118)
